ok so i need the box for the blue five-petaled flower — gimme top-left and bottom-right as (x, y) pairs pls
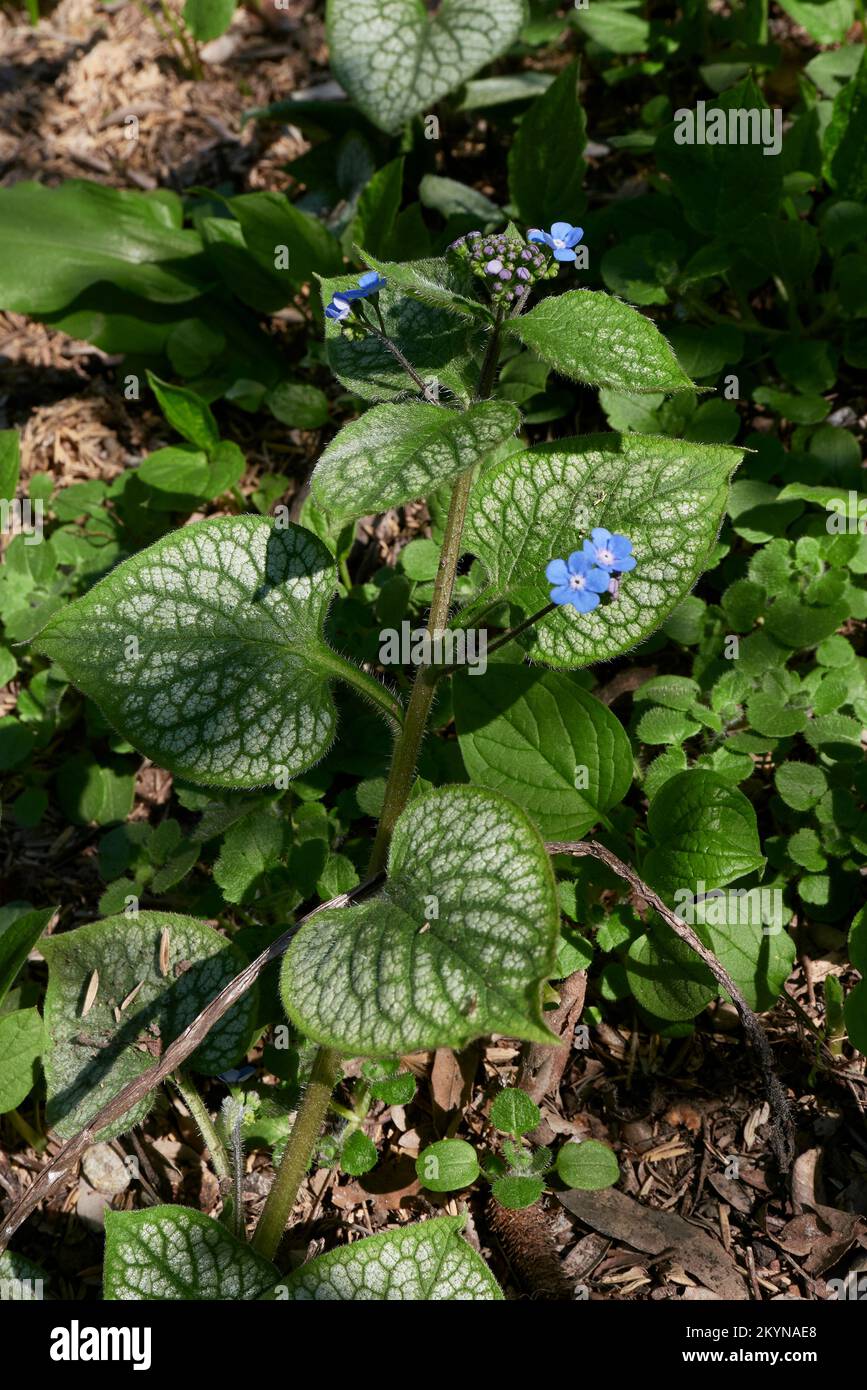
(528, 221), (584, 262)
(324, 270), (387, 322)
(546, 552), (611, 612)
(582, 527), (637, 573)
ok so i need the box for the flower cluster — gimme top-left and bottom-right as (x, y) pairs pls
(448, 229), (557, 305)
(324, 270), (387, 324)
(546, 529), (636, 613)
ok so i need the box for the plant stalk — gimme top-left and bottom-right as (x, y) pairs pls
(252, 1046), (342, 1261)
(367, 308), (505, 871)
(171, 1070), (233, 1188)
(311, 645), (404, 730)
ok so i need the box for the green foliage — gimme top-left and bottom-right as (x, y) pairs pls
(509, 60), (586, 227)
(0, 1009), (44, 1114)
(506, 292), (695, 393)
(642, 772), (765, 898)
(282, 786), (559, 1054)
(455, 666), (633, 839)
(3, 2), (866, 1302)
(326, 0), (528, 133)
(182, 0), (237, 43)
(270, 1214), (503, 1300)
(464, 435), (741, 667)
(416, 1138), (480, 1192)
(556, 1139), (620, 1190)
(339, 1130), (377, 1176)
(104, 1207), (278, 1300)
(311, 401), (519, 519)
(42, 912), (256, 1138)
(490, 1086), (542, 1137)
(33, 517), (368, 788)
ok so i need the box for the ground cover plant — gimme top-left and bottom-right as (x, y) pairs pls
(0, 0), (865, 1308)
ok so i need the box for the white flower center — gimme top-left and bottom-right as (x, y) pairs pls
(598, 548), (614, 565)
(569, 574), (585, 590)
(553, 238), (566, 249)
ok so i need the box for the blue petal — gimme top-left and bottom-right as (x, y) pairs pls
(553, 247), (577, 262)
(567, 550), (591, 574)
(527, 228), (546, 243)
(550, 584), (575, 606)
(359, 270), (379, 288)
(572, 588), (601, 613)
(613, 554), (637, 572)
(550, 221), (573, 240)
(591, 527), (613, 548)
(585, 567), (611, 594)
(546, 558), (570, 584)
(564, 226), (584, 248)
(609, 543), (631, 561)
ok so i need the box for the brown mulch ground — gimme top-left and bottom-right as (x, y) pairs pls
(1, 0), (866, 1303)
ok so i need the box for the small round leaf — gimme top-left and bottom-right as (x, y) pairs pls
(416, 1139), (480, 1193)
(556, 1139), (620, 1191)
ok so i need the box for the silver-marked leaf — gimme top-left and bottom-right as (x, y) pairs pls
(454, 665), (632, 839)
(642, 771), (765, 899)
(327, 0), (527, 134)
(463, 433), (741, 668)
(281, 785), (559, 1055)
(320, 258), (485, 402)
(0, 1008), (43, 1114)
(311, 401), (520, 520)
(506, 291), (695, 394)
(43, 912), (256, 1139)
(104, 1207), (278, 1300)
(33, 517), (341, 788)
(270, 1214), (502, 1300)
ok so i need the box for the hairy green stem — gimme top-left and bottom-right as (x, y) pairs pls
(171, 1070), (233, 1188)
(367, 311), (505, 870)
(311, 645), (404, 730)
(228, 1104), (245, 1240)
(252, 1046), (342, 1261)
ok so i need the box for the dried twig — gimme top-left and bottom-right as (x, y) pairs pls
(546, 840), (795, 1169)
(0, 875), (383, 1254)
(518, 970), (586, 1145)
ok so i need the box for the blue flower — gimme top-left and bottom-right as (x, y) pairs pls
(581, 528), (636, 573)
(324, 271), (387, 323)
(341, 270), (387, 301)
(546, 551), (610, 612)
(218, 1064), (256, 1084)
(528, 221), (584, 262)
(325, 294), (352, 322)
